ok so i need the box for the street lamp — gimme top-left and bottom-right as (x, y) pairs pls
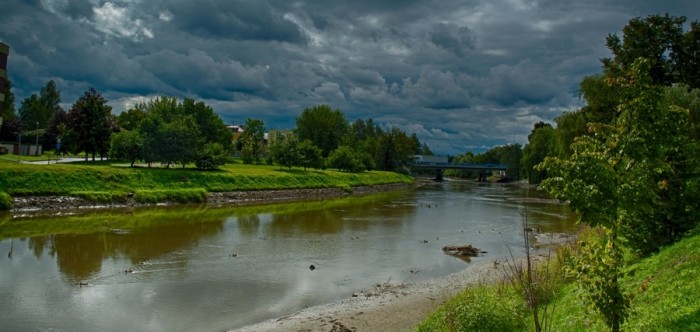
(35, 122), (39, 156)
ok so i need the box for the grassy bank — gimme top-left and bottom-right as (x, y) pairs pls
(0, 161), (413, 209)
(416, 230), (700, 331)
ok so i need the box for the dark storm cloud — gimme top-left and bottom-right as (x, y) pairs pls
(2, 0), (700, 154)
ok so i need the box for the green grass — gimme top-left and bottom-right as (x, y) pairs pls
(416, 230), (700, 332)
(0, 162), (413, 209)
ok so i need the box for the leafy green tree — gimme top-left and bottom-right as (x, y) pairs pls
(270, 133), (299, 169)
(110, 130), (143, 167)
(159, 116), (200, 168)
(195, 142), (227, 170)
(522, 122), (556, 184)
(604, 14), (685, 87)
(18, 80), (62, 131)
(116, 105), (147, 131)
(138, 115), (162, 167)
(239, 118), (265, 164)
(377, 127), (419, 172)
(553, 110), (588, 158)
(296, 104), (349, 157)
(67, 88), (113, 161)
(328, 145), (364, 172)
(298, 139), (323, 170)
(180, 98), (231, 147)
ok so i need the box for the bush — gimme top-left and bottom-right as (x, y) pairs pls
(195, 143), (227, 170)
(0, 192), (12, 210)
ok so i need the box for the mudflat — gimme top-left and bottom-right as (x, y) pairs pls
(231, 260), (507, 332)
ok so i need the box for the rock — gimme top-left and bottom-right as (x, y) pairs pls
(309, 264), (316, 271)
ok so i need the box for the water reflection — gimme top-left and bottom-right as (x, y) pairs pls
(0, 182), (577, 331)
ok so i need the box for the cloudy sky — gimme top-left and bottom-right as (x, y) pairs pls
(2, 1), (698, 154)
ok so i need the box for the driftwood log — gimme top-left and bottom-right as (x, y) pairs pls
(442, 244), (485, 257)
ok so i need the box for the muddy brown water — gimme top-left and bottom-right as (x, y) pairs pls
(0, 181), (577, 331)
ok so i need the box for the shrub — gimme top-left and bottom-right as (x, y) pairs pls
(0, 192), (12, 210)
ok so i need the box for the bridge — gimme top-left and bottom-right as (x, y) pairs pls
(412, 156), (508, 181)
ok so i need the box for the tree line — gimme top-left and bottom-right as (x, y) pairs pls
(1, 81), (426, 172)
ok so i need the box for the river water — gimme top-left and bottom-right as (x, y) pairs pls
(0, 181), (577, 331)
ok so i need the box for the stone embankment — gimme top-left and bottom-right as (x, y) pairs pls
(10, 183), (412, 212)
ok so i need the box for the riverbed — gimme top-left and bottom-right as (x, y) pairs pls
(0, 180), (577, 331)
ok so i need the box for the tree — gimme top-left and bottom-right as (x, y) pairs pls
(195, 142), (227, 170)
(239, 118), (265, 164)
(116, 105), (147, 131)
(110, 130), (143, 167)
(18, 80), (62, 130)
(328, 145), (364, 172)
(67, 88), (113, 161)
(603, 14), (700, 89)
(540, 60), (700, 330)
(296, 104), (348, 157)
(158, 116), (200, 168)
(180, 98), (230, 147)
(603, 14), (685, 87)
(522, 123), (555, 184)
(298, 139), (323, 170)
(554, 110), (588, 158)
(268, 132), (299, 169)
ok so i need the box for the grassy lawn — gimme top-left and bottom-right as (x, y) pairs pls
(0, 160), (413, 207)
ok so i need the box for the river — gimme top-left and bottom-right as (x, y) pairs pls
(0, 180), (577, 331)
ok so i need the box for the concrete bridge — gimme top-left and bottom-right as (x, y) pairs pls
(412, 155), (508, 181)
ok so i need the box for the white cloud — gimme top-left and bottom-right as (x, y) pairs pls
(92, 2), (154, 41)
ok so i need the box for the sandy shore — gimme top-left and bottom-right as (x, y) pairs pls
(230, 260), (509, 332)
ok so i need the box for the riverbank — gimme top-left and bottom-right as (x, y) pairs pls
(9, 183), (413, 213)
(0, 161), (414, 212)
(231, 257), (537, 332)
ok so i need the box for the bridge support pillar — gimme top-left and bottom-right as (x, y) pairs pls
(435, 169), (444, 181)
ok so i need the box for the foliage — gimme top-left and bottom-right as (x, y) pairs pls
(195, 142), (227, 170)
(0, 192), (12, 210)
(297, 139), (323, 170)
(567, 229), (630, 332)
(18, 80), (62, 131)
(415, 283), (527, 332)
(541, 60), (700, 255)
(109, 130), (143, 167)
(158, 116), (200, 168)
(121, 96), (231, 169)
(66, 88), (115, 161)
(116, 105), (147, 131)
(377, 127), (419, 172)
(239, 118), (265, 164)
(603, 14), (687, 87)
(327, 145), (365, 172)
(554, 110), (588, 158)
(296, 104), (349, 157)
(522, 122), (556, 184)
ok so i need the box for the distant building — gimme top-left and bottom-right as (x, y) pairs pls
(0, 41), (9, 125)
